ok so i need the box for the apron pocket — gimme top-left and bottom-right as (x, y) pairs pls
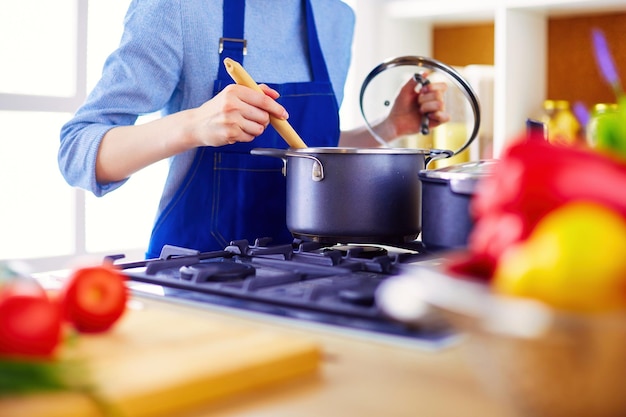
(211, 152), (292, 247)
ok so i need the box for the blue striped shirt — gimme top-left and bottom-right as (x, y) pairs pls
(59, 0), (355, 216)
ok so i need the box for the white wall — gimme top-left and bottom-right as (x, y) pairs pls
(341, 0), (433, 130)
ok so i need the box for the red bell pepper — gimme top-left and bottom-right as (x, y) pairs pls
(463, 133), (626, 278)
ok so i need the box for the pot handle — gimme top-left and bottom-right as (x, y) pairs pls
(250, 148), (325, 181)
(287, 154), (325, 181)
(359, 55), (481, 156)
(425, 149), (454, 168)
(251, 148), (288, 176)
(250, 148), (288, 159)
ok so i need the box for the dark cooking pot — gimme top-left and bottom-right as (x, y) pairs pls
(419, 160), (497, 250)
(251, 56), (481, 244)
(251, 147), (453, 244)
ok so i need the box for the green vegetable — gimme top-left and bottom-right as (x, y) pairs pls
(0, 356), (87, 396)
(0, 356), (123, 417)
(595, 95), (626, 158)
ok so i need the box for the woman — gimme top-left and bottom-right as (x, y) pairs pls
(59, 0), (449, 258)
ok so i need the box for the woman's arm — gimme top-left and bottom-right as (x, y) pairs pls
(59, 0), (291, 191)
(95, 85), (288, 183)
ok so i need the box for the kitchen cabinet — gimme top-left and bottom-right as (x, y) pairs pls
(357, 0), (626, 156)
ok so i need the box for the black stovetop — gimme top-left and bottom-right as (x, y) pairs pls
(110, 238), (454, 346)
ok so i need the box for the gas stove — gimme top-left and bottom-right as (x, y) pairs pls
(110, 238), (455, 347)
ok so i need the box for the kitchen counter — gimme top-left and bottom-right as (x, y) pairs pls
(2, 269), (517, 417)
(136, 295), (515, 417)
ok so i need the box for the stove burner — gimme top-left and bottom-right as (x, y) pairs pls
(179, 262), (255, 283)
(327, 245), (389, 260)
(115, 239), (452, 344)
(338, 287), (377, 307)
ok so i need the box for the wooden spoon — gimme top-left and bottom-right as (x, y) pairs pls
(223, 58), (308, 149)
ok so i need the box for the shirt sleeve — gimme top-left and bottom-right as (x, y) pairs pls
(58, 0), (183, 197)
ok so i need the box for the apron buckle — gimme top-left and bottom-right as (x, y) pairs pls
(219, 37), (248, 55)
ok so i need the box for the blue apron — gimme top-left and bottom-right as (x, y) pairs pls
(146, 0), (340, 258)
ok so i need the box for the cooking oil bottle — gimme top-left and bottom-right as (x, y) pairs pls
(539, 99), (556, 128)
(540, 99), (581, 145)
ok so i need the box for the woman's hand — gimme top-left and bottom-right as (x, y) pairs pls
(384, 76), (450, 139)
(95, 84), (288, 184)
(187, 84), (289, 147)
(338, 76), (451, 148)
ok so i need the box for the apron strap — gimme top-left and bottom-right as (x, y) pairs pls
(216, 0), (331, 83)
(217, 0), (246, 81)
(304, 0), (331, 83)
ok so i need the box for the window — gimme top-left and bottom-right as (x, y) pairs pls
(84, 1), (167, 256)
(1, 0), (361, 271)
(0, 0), (166, 271)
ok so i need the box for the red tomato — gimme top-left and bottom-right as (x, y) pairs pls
(61, 265), (128, 333)
(0, 278), (62, 358)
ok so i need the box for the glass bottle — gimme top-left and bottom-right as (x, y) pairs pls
(539, 99), (556, 128)
(548, 100), (581, 145)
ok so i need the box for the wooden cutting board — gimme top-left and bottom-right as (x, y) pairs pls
(0, 298), (321, 417)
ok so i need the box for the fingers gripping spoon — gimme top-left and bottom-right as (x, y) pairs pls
(223, 58), (308, 149)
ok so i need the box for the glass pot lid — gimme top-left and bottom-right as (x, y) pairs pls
(419, 159), (498, 180)
(359, 56), (481, 157)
